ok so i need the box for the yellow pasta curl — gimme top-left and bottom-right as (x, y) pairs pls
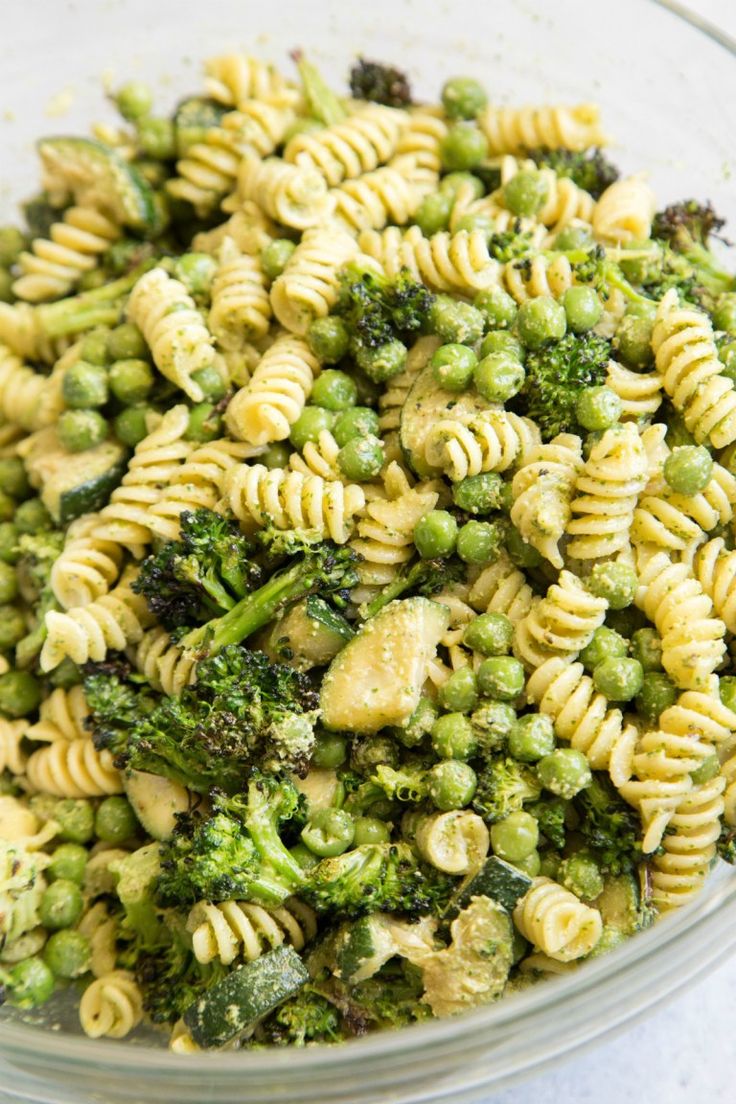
(632, 463), (736, 552)
(479, 102), (608, 155)
(225, 332), (320, 445)
(51, 515), (125, 609)
(26, 739), (123, 798)
(203, 53), (298, 109)
(350, 479), (439, 590)
(187, 898), (316, 966)
(285, 104), (408, 186)
(424, 411), (541, 481)
(513, 571), (608, 671)
(209, 237), (271, 348)
(79, 971), (143, 1040)
(684, 538), (736, 633)
(358, 225), (500, 294)
(270, 228), (359, 335)
(233, 155), (331, 230)
(500, 254), (574, 303)
(330, 163), (427, 232)
(0, 344), (66, 432)
(468, 550), (535, 623)
(592, 176), (656, 244)
(131, 626), (198, 696)
(13, 208), (121, 302)
(0, 719), (28, 776)
(513, 877), (603, 962)
(605, 360), (663, 420)
(26, 686), (89, 744)
(650, 775), (726, 911)
(511, 433), (583, 568)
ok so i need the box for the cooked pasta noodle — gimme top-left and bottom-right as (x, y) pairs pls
(424, 411), (541, 481)
(13, 208), (121, 302)
(330, 164), (426, 232)
(26, 686), (89, 744)
(511, 433), (583, 568)
(79, 971), (144, 1039)
(203, 52), (298, 110)
(513, 877), (603, 962)
(284, 104), (408, 186)
(468, 551), (535, 623)
(358, 225), (500, 294)
(25, 739), (123, 798)
(0, 345), (66, 432)
(632, 463), (736, 552)
(350, 478), (439, 590)
(51, 515), (125, 609)
(479, 102), (608, 154)
(187, 898), (317, 966)
(605, 360), (663, 420)
(232, 155), (331, 230)
(209, 237), (272, 348)
(131, 626), (198, 696)
(500, 254), (574, 303)
(513, 571), (608, 670)
(0, 720), (28, 776)
(270, 227), (359, 335)
(225, 332), (320, 444)
(592, 176), (656, 244)
(650, 775), (726, 910)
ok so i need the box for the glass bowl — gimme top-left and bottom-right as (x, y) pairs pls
(2, 0), (736, 1100)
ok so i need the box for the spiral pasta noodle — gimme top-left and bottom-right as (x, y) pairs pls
(226, 462), (366, 544)
(79, 971), (144, 1040)
(51, 515), (125, 609)
(187, 898), (317, 966)
(0, 719), (28, 776)
(527, 657), (638, 787)
(633, 548), (726, 691)
(270, 227), (359, 335)
(25, 739), (123, 798)
(203, 52), (298, 110)
(350, 480), (439, 590)
(330, 164), (426, 232)
(193, 203), (276, 258)
(592, 176), (656, 244)
(91, 406), (192, 549)
(13, 208), (121, 303)
(479, 102), (608, 155)
(391, 109), (447, 179)
(358, 225), (500, 295)
(511, 433), (583, 569)
(495, 156), (596, 234)
(651, 289), (736, 450)
(500, 255), (574, 303)
(289, 429), (343, 481)
(40, 571), (155, 671)
(513, 571), (608, 671)
(0, 345), (65, 432)
(424, 410), (541, 481)
(605, 360), (663, 420)
(632, 463), (736, 552)
(513, 877), (603, 962)
(565, 423), (648, 562)
(26, 686), (89, 744)
(130, 626), (198, 696)
(0, 302), (70, 366)
(468, 551), (535, 624)
(233, 155), (332, 230)
(650, 775), (726, 911)
(285, 104), (407, 186)
(225, 333), (320, 445)
(209, 237), (271, 349)
(126, 268), (217, 403)
(684, 538), (736, 633)
(414, 810), (490, 875)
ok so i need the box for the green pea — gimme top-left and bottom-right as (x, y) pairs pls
(0, 267), (13, 304)
(452, 212), (494, 238)
(439, 667), (479, 714)
(49, 658), (81, 690)
(353, 816), (391, 845)
(173, 252), (217, 299)
(593, 657), (644, 702)
(114, 80), (153, 122)
(457, 520), (497, 565)
(575, 386), (622, 431)
(39, 879), (84, 931)
(51, 799), (95, 844)
(630, 628), (663, 672)
(474, 352), (525, 403)
(0, 562), (17, 604)
(260, 442), (291, 470)
(471, 699), (517, 748)
(62, 361), (109, 409)
(312, 732), (347, 770)
(440, 122), (489, 171)
(430, 296), (486, 345)
(355, 338), (407, 382)
(477, 656), (525, 701)
(0, 462), (27, 505)
(719, 340), (736, 379)
(0, 523), (18, 565)
(337, 434), (384, 480)
(539, 852), (561, 880)
(474, 287), (518, 330)
(439, 173), (485, 201)
(713, 293), (736, 333)
(587, 561), (638, 610)
(580, 627), (629, 672)
(480, 330), (524, 360)
(513, 850), (541, 877)
(0, 226), (26, 267)
(463, 612), (513, 657)
(1, 957), (55, 1009)
(517, 296), (567, 349)
(94, 796), (138, 844)
(307, 318), (351, 366)
(615, 313), (654, 369)
(395, 695), (438, 748)
(107, 322), (148, 362)
(414, 192), (453, 236)
(351, 733), (401, 773)
(0, 606), (26, 650)
(289, 406), (335, 450)
(562, 286), (603, 334)
(191, 364), (228, 402)
(113, 406), (151, 447)
(431, 343), (478, 392)
(431, 712), (477, 760)
(43, 930), (91, 980)
(261, 239), (296, 280)
(0, 490), (13, 522)
(502, 171), (548, 218)
(635, 671), (677, 724)
(441, 77), (488, 119)
(58, 409), (109, 453)
(490, 810), (539, 862)
(429, 759), (478, 810)
(720, 676), (736, 712)
(0, 670), (41, 717)
(558, 852), (603, 902)
(333, 406), (380, 446)
(414, 510), (458, 558)
(664, 445), (713, 496)
(508, 714), (555, 763)
(47, 843), (88, 886)
(289, 841), (320, 870)
(537, 747), (592, 799)
(108, 358), (154, 405)
(184, 402), (221, 443)
(605, 604), (647, 639)
(77, 329), (110, 367)
(15, 498), (52, 534)
(452, 472), (504, 516)
(554, 225), (593, 251)
(137, 116), (176, 160)
(301, 808), (355, 857)
(311, 368), (358, 411)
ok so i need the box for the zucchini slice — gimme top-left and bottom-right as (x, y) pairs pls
(23, 430), (127, 524)
(266, 596), (354, 671)
(320, 597), (450, 733)
(37, 137), (157, 232)
(593, 873), (645, 936)
(448, 855), (533, 917)
(400, 360), (493, 478)
(173, 97), (228, 157)
(183, 945), (309, 1048)
(124, 771), (191, 842)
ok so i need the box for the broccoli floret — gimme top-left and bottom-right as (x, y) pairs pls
(515, 330), (612, 440)
(14, 530), (65, 668)
(651, 200), (734, 306)
(303, 843), (453, 918)
(573, 773), (646, 874)
(134, 928), (226, 1025)
(86, 646), (318, 792)
(109, 843), (166, 947)
(653, 199), (725, 251)
(527, 797), (568, 849)
(360, 554), (467, 619)
(257, 984), (343, 1046)
(157, 773), (307, 907)
(525, 147), (620, 200)
(472, 756), (542, 824)
(348, 58), (412, 108)
(291, 50), (346, 126)
(335, 262), (434, 350)
(345, 961), (429, 1030)
(487, 229), (537, 263)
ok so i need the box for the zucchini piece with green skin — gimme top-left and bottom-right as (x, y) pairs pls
(266, 596), (354, 671)
(334, 913), (438, 985)
(30, 436), (128, 524)
(183, 944), (309, 1048)
(447, 856), (533, 918)
(173, 97), (228, 157)
(320, 597), (450, 733)
(400, 356), (493, 479)
(124, 771), (191, 842)
(593, 872), (652, 935)
(37, 137), (157, 233)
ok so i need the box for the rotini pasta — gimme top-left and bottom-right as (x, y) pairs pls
(479, 102), (608, 154)
(209, 237), (271, 349)
(131, 626), (198, 696)
(684, 538), (736, 632)
(513, 571), (608, 670)
(350, 478), (439, 590)
(511, 433), (583, 568)
(592, 176), (656, 244)
(330, 163), (426, 232)
(50, 514), (125, 609)
(225, 332), (321, 445)
(632, 463), (736, 552)
(25, 739), (123, 798)
(187, 898), (317, 966)
(289, 428), (343, 481)
(270, 227), (359, 335)
(424, 411), (541, 481)
(0, 345), (66, 432)
(512, 877), (603, 962)
(650, 775), (726, 910)
(79, 971), (143, 1039)
(203, 52), (298, 110)
(391, 108), (447, 178)
(12, 207), (121, 303)
(77, 901), (119, 978)
(468, 550), (535, 623)
(358, 225), (500, 294)
(285, 104), (408, 186)
(605, 360), (663, 420)
(26, 686), (89, 744)
(0, 719), (28, 777)
(495, 156), (596, 234)
(232, 155), (331, 230)
(500, 254), (574, 303)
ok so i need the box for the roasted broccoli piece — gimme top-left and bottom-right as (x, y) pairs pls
(653, 199), (725, 251)
(156, 773), (307, 907)
(134, 929), (226, 1025)
(527, 797), (568, 849)
(256, 984), (343, 1045)
(573, 773), (645, 874)
(85, 646), (318, 792)
(487, 229), (538, 263)
(651, 199), (734, 305)
(525, 147), (620, 200)
(303, 843), (453, 918)
(335, 262), (434, 350)
(360, 554), (468, 619)
(471, 755), (542, 824)
(343, 961), (429, 1031)
(14, 531), (64, 668)
(348, 58), (412, 108)
(514, 330), (612, 440)
(291, 50), (346, 126)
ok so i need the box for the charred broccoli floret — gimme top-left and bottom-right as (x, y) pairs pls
(525, 147), (620, 200)
(256, 984), (343, 1045)
(471, 755), (542, 824)
(651, 199), (734, 306)
(573, 773), (646, 874)
(360, 554), (468, 619)
(514, 330), (612, 440)
(348, 58), (412, 108)
(335, 261), (434, 350)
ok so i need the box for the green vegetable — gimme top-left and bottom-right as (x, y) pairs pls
(508, 714), (555, 763)
(261, 239), (296, 280)
(503, 171), (548, 217)
(414, 510), (458, 558)
(303, 842), (452, 917)
(36, 437), (127, 524)
(448, 854), (532, 916)
(62, 360), (109, 408)
(58, 409), (109, 452)
(593, 657), (644, 702)
(490, 810), (539, 862)
(562, 285), (603, 333)
(349, 58), (412, 107)
(472, 755), (541, 823)
(663, 445), (714, 495)
(431, 713), (477, 760)
(575, 386), (622, 431)
(431, 343), (478, 392)
(438, 667), (478, 714)
(537, 748), (592, 799)
(474, 353), (525, 403)
(518, 330), (612, 440)
(452, 472), (505, 515)
(517, 296), (567, 349)
(39, 879), (84, 930)
(0, 670), (42, 716)
(477, 656), (525, 701)
(43, 929), (91, 979)
(587, 561), (638, 610)
(301, 808), (355, 857)
(441, 77), (487, 119)
(580, 627), (629, 671)
(636, 671), (677, 724)
(440, 122), (488, 171)
(337, 434), (384, 480)
(311, 368), (357, 409)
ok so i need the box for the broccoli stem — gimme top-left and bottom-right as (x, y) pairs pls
(38, 263), (155, 335)
(361, 558), (451, 620)
(292, 51), (346, 126)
